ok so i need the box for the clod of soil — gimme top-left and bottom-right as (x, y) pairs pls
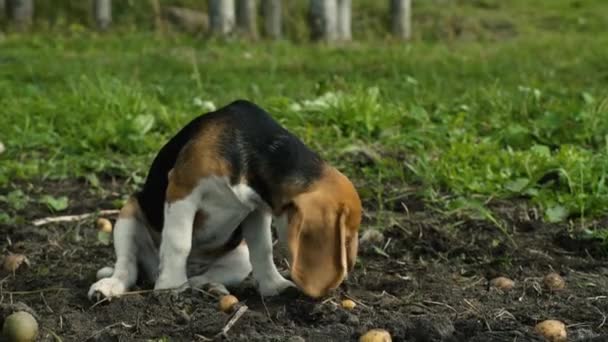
(2, 311), (39, 342)
(96, 218), (113, 233)
(489, 276), (515, 291)
(359, 329), (392, 342)
(341, 299), (357, 310)
(2, 254), (30, 274)
(534, 320), (567, 342)
(543, 272), (565, 292)
(219, 294), (239, 313)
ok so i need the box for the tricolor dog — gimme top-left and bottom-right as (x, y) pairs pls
(88, 100), (362, 300)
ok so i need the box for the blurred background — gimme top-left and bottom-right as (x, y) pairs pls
(2, 0), (607, 226)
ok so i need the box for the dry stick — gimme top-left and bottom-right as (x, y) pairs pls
(343, 293), (370, 309)
(5, 287), (67, 295)
(190, 287), (220, 300)
(32, 209), (120, 226)
(40, 292), (54, 313)
(593, 305), (607, 329)
(195, 334), (213, 341)
(49, 330), (63, 342)
(259, 293), (275, 324)
(216, 305), (248, 338)
(464, 299), (491, 331)
(89, 297), (110, 310)
(89, 288), (215, 310)
(85, 322), (126, 341)
(88, 288), (170, 310)
(422, 300), (457, 313)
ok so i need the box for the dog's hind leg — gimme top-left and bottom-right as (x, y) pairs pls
(187, 242), (252, 293)
(88, 200), (147, 301)
(93, 223), (158, 284)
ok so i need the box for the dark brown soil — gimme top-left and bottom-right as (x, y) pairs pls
(1, 179), (607, 342)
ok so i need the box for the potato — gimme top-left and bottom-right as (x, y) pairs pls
(96, 218), (113, 233)
(0, 141), (5, 154)
(489, 276), (515, 291)
(359, 329), (392, 342)
(341, 299), (357, 310)
(2, 254), (30, 274)
(534, 319), (567, 342)
(543, 272), (565, 292)
(2, 311), (39, 342)
(219, 294), (239, 313)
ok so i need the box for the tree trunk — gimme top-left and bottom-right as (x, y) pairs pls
(149, 0), (164, 32)
(93, 0), (112, 31)
(336, 0), (351, 41)
(391, 0), (411, 40)
(236, 0), (257, 39)
(261, 0), (281, 39)
(6, 0), (34, 31)
(309, 0), (337, 42)
(209, 0), (235, 36)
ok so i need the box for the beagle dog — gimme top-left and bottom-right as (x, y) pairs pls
(88, 100), (362, 300)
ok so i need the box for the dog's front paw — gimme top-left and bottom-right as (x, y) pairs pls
(259, 277), (296, 297)
(88, 278), (126, 301)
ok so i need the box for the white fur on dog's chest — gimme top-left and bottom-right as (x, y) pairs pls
(191, 177), (264, 250)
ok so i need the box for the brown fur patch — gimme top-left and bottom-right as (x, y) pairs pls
(166, 121), (232, 203)
(118, 196), (141, 219)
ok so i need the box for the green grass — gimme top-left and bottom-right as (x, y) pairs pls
(1, 1), (608, 238)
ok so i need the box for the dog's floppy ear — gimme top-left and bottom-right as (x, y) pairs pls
(286, 197), (353, 298)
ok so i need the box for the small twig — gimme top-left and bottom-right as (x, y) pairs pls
(33, 209), (120, 226)
(493, 308), (516, 321)
(321, 297), (336, 305)
(259, 293), (275, 324)
(215, 305), (248, 338)
(343, 293), (370, 309)
(49, 330), (63, 342)
(382, 237), (392, 252)
(593, 305), (607, 329)
(5, 287), (67, 295)
(423, 300), (457, 313)
(40, 292), (54, 313)
(88, 288), (176, 310)
(85, 322), (124, 341)
(190, 287), (220, 300)
(464, 299), (491, 331)
(88, 297), (110, 310)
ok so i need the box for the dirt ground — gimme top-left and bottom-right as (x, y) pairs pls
(1, 179), (607, 342)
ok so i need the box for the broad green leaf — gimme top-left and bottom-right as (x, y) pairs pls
(581, 92), (595, 104)
(85, 173), (101, 188)
(40, 195), (69, 212)
(0, 190), (29, 211)
(545, 205), (568, 223)
(505, 178), (529, 193)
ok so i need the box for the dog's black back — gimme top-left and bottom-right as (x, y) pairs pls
(136, 100), (323, 231)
